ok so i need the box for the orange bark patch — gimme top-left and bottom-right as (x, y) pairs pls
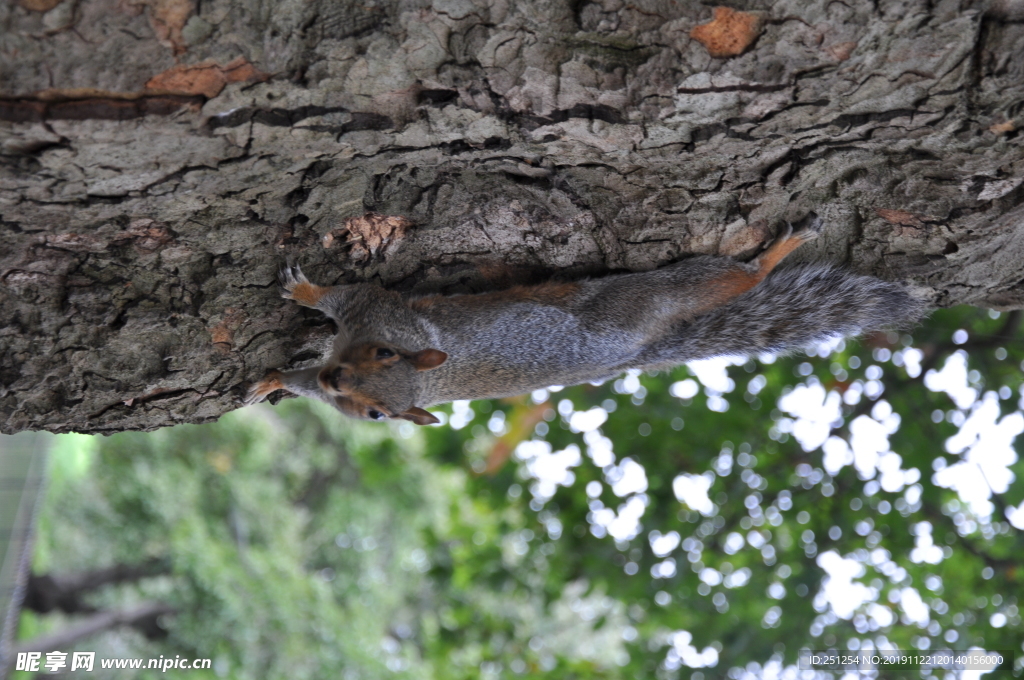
(117, 218), (176, 253)
(874, 208), (942, 237)
(690, 7), (763, 58)
(339, 213), (414, 261)
(142, 0), (194, 54)
(875, 208), (927, 228)
(209, 307), (246, 352)
(146, 57), (269, 98)
(17, 0), (62, 11)
(989, 120), (1015, 135)
(826, 41), (858, 62)
(43, 219), (174, 254)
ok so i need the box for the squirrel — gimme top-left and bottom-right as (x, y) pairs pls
(244, 221), (925, 425)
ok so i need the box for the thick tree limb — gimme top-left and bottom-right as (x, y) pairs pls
(10, 601), (175, 653)
(2, 0), (1023, 434)
(23, 557), (172, 614)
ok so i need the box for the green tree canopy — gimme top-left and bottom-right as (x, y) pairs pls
(15, 306), (1024, 679)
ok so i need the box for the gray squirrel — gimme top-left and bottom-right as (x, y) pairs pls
(245, 221), (925, 424)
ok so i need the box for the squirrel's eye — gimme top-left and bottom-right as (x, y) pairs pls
(375, 348), (395, 359)
(367, 410), (386, 420)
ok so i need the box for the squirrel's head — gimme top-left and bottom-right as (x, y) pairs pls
(318, 342), (447, 425)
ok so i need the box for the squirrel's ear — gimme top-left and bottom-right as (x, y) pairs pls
(398, 406), (440, 425)
(408, 349), (447, 371)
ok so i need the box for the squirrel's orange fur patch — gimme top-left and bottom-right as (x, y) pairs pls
(287, 282), (330, 307)
(249, 371), (284, 400)
(412, 281), (581, 311)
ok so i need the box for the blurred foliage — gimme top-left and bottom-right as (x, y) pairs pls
(16, 305), (1024, 679)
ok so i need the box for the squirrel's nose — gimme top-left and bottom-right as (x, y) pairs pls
(319, 365), (350, 394)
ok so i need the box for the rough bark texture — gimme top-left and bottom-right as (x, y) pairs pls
(2, 0), (1024, 434)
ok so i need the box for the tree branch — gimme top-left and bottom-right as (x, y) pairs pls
(11, 602), (176, 654)
(23, 557), (171, 614)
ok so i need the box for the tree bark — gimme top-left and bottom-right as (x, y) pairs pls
(2, 0), (1023, 434)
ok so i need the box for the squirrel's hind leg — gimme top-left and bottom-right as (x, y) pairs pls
(678, 223), (818, 318)
(750, 222), (818, 278)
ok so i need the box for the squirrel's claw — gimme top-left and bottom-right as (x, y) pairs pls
(277, 262), (329, 308)
(243, 386), (265, 406)
(278, 262), (311, 300)
(771, 222), (817, 249)
(781, 220), (820, 247)
(787, 213), (823, 242)
(790, 225), (819, 244)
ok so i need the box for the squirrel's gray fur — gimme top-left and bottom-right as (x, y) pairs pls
(246, 226), (926, 424)
(634, 264), (926, 369)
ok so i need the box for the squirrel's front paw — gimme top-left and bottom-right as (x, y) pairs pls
(279, 262), (311, 297)
(278, 262), (328, 307)
(244, 371), (285, 405)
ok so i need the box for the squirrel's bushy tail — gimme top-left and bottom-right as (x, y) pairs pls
(642, 265), (928, 366)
